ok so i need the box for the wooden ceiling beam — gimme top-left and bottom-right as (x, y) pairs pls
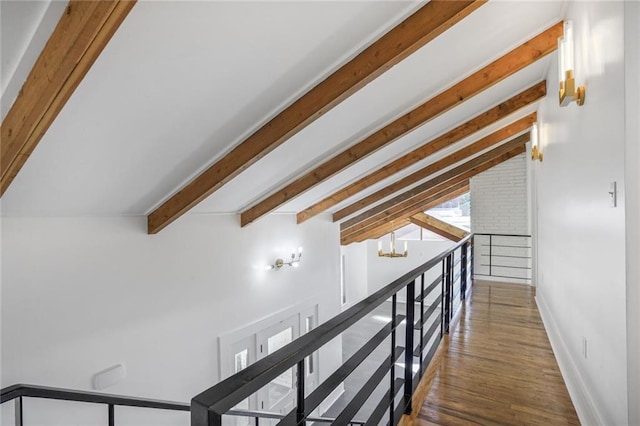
(0, 0), (137, 195)
(299, 83), (543, 224)
(341, 179), (471, 242)
(341, 184), (470, 245)
(341, 218), (412, 246)
(332, 113), (535, 222)
(339, 134), (529, 230)
(241, 22), (561, 227)
(410, 213), (469, 242)
(341, 142), (526, 240)
(146, 1), (486, 234)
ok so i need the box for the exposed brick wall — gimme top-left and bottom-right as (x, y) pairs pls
(470, 152), (529, 235)
(470, 152), (530, 283)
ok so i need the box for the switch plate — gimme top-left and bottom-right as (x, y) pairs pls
(609, 182), (617, 207)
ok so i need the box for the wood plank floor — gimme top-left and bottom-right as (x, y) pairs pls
(412, 280), (580, 426)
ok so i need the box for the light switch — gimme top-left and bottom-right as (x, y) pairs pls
(609, 182), (617, 207)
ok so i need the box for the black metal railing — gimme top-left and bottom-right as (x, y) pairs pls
(1, 235), (474, 426)
(473, 233), (531, 282)
(0, 384), (366, 426)
(191, 235), (474, 426)
(0, 384), (190, 426)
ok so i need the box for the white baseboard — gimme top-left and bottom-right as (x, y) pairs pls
(535, 294), (605, 425)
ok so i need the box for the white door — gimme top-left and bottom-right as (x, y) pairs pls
(256, 314), (299, 421)
(229, 336), (257, 425)
(300, 307), (319, 397)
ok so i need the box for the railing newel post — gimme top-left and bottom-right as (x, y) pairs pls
(419, 274), (425, 377)
(471, 235), (475, 283)
(440, 259), (445, 338)
(444, 255), (452, 334)
(390, 293), (397, 426)
(296, 359), (306, 425)
(15, 396), (23, 426)
(403, 280), (415, 414)
(461, 242), (467, 301)
(108, 403), (115, 426)
(450, 253), (455, 317)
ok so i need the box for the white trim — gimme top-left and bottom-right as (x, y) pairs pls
(218, 297), (319, 379)
(535, 293), (605, 426)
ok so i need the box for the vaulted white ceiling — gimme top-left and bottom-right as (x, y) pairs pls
(0, 1), (564, 225)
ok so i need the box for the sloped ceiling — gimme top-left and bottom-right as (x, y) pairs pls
(0, 1), (563, 232)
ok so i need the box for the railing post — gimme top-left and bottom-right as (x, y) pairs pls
(451, 250), (456, 313)
(444, 254), (452, 333)
(390, 293), (397, 426)
(108, 404), (115, 426)
(461, 243), (467, 300)
(15, 396), (23, 426)
(440, 259), (445, 337)
(470, 236), (475, 282)
(403, 280), (415, 414)
(419, 273), (425, 377)
(191, 402), (222, 426)
(296, 359), (306, 425)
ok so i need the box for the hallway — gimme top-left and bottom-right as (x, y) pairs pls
(412, 281), (580, 425)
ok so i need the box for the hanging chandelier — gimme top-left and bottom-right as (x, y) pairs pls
(378, 231), (408, 258)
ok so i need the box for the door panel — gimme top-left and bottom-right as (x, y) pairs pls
(257, 314), (299, 418)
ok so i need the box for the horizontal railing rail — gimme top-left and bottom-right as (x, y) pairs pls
(0, 383), (190, 411)
(473, 233), (531, 282)
(0, 383), (189, 426)
(0, 384), (364, 426)
(192, 234), (474, 426)
(226, 408), (365, 425)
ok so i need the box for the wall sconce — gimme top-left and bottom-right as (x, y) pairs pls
(378, 231), (407, 258)
(530, 123), (543, 161)
(266, 247), (303, 270)
(558, 20), (586, 107)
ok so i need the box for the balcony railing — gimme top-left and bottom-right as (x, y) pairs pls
(191, 235), (473, 426)
(1, 235), (474, 426)
(473, 233), (532, 283)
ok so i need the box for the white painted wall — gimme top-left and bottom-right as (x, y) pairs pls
(534, 2), (628, 424)
(366, 240), (454, 300)
(340, 242), (368, 309)
(624, 1), (640, 423)
(0, 214), (342, 425)
(340, 238), (453, 308)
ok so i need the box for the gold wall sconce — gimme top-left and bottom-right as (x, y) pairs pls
(558, 20), (586, 107)
(378, 231), (407, 258)
(266, 247), (303, 270)
(531, 123), (543, 161)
